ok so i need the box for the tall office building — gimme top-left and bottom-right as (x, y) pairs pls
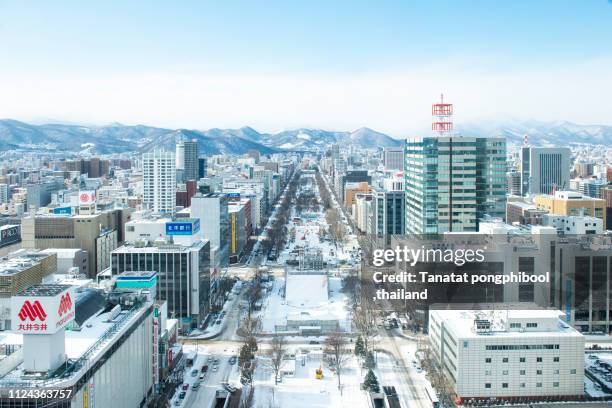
(520, 147), (570, 195)
(191, 193), (229, 267)
(383, 146), (404, 171)
(0, 183), (8, 204)
(176, 139), (199, 181)
(198, 157), (208, 179)
(405, 136), (507, 234)
(143, 150), (176, 214)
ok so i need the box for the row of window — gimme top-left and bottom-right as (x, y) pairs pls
(484, 368), (576, 376)
(485, 344), (559, 351)
(485, 382), (560, 389)
(485, 356), (561, 363)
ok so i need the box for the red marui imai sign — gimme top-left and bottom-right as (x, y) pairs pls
(11, 287), (76, 334)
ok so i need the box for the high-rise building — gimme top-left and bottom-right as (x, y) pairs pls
(506, 171), (521, 196)
(198, 157), (207, 179)
(383, 146), (404, 171)
(191, 193), (229, 268)
(405, 136), (507, 234)
(371, 188), (405, 236)
(520, 147), (570, 195)
(143, 150), (176, 214)
(183, 139), (199, 181)
(0, 183), (8, 204)
(111, 240), (210, 330)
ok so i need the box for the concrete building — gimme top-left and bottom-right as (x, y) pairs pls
(191, 193), (229, 269)
(40, 248), (88, 274)
(0, 249), (57, 330)
(534, 191), (606, 227)
(0, 282), (154, 407)
(506, 201), (546, 226)
(176, 139), (200, 181)
(405, 136), (506, 234)
(21, 208), (130, 277)
(383, 146), (404, 171)
(543, 214), (603, 235)
(506, 171), (521, 196)
(143, 150), (176, 214)
(371, 187), (405, 236)
(429, 308), (584, 403)
(0, 183), (8, 204)
(520, 147), (570, 195)
(111, 239), (210, 331)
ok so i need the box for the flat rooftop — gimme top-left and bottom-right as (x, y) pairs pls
(431, 309), (583, 339)
(0, 298), (151, 388)
(17, 284), (71, 297)
(0, 251), (54, 277)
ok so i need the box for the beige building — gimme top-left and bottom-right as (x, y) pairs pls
(21, 208), (131, 277)
(534, 191), (606, 228)
(0, 249), (57, 329)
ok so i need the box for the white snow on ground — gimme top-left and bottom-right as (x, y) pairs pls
(297, 133), (311, 140)
(259, 277), (351, 333)
(279, 142), (296, 149)
(253, 351), (369, 408)
(285, 274), (328, 306)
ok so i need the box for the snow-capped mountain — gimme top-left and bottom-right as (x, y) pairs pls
(1, 119), (611, 155)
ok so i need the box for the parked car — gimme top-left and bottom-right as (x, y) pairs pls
(229, 356), (237, 365)
(179, 391), (187, 399)
(201, 365), (209, 373)
(191, 369), (198, 377)
(181, 383), (189, 391)
(192, 381), (201, 390)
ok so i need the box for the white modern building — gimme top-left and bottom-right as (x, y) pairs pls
(143, 150), (176, 214)
(429, 307), (584, 403)
(0, 282), (155, 407)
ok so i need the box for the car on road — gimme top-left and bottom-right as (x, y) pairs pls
(309, 340), (320, 345)
(174, 399), (181, 406)
(229, 356), (237, 365)
(193, 381), (201, 390)
(212, 365), (219, 372)
(201, 365), (209, 372)
(191, 369), (198, 377)
(216, 319), (222, 325)
(179, 391), (187, 399)
(181, 383), (189, 391)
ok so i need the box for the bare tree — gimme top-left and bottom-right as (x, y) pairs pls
(353, 294), (378, 355)
(238, 314), (261, 353)
(239, 385), (255, 408)
(324, 332), (351, 394)
(269, 335), (287, 385)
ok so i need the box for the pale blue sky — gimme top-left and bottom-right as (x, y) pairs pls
(1, 1), (611, 134)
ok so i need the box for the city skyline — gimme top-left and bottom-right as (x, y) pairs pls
(1, 1), (611, 134)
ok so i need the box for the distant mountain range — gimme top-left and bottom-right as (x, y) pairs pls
(0, 119), (610, 155)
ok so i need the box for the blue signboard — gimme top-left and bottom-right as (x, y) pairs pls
(166, 219), (200, 236)
(53, 206), (72, 215)
(226, 192), (241, 201)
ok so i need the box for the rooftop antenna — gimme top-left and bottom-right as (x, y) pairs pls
(523, 133), (529, 146)
(432, 93), (453, 136)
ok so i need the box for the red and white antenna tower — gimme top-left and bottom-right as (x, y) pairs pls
(523, 133), (529, 146)
(432, 93), (453, 136)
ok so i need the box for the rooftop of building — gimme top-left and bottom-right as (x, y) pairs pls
(0, 294), (152, 388)
(537, 190), (606, 201)
(0, 250), (55, 277)
(430, 307), (583, 339)
(17, 284), (70, 297)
